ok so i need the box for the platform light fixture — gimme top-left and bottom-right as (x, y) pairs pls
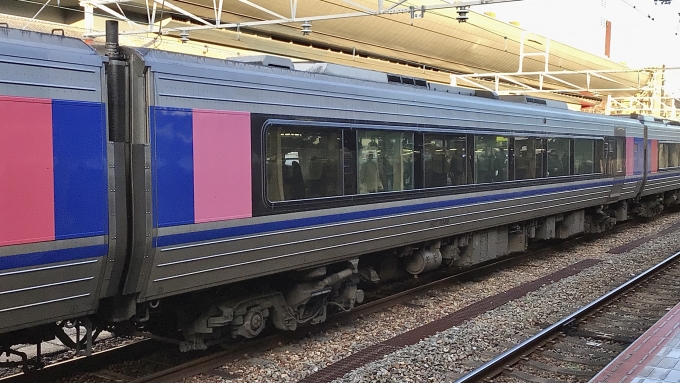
(410, 5), (425, 19)
(456, 6), (469, 23)
(180, 30), (189, 43)
(301, 21), (312, 36)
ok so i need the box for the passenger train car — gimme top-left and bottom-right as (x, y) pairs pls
(1, 23), (680, 359)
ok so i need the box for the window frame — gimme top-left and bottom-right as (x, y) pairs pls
(264, 122), (345, 203)
(473, 134), (510, 184)
(573, 138), (596, 176)
(356, 129), (416, 194)
(262, 119), (424, 206)
(512, 136), (545, 181)
(659, 142), (680, 170)
(422, 132), (469, 188)
(260, 118), (609, 214)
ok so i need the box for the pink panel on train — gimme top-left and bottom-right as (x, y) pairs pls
(0, 96), (55, 246)
(193, 109), (252, 223)
(626, 136), (634, 175)
(651, 139), (658, 173)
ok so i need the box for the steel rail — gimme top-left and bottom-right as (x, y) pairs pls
(453, 248), (680, 383)
(0, 242), (570, 383)
(353, 219), (637, 314)
(0, 222), (638, 383)
(122, 237), (598, 383)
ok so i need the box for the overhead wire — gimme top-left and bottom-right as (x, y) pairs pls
(615, 0), (680, 34)
(618, 0), (658, 19)
(21, 0), (52, 30)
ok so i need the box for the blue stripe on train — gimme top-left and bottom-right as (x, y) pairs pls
(155, 170), (680, 248)
(0, 244), (108, 272)
(156, 178), (616, 248)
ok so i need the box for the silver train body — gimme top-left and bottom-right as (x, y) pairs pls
(1, 26), (680, 353)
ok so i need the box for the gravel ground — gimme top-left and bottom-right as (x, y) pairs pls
(181, 210), (680, 383)
(0, 331), (142, 378)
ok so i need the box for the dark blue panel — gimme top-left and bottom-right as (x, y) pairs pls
(156, 178), (621, 247)
(151, 107), (195, 227)
(649, 172), (680, 180)
(52, 100), (108, 240)
(633, 137), (644, 175)
(0, 244), (108, 271)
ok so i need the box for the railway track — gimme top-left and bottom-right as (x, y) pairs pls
(454, 249), (680, 383)
(5, 217), (673, 383)
(1, 231), (604, 383)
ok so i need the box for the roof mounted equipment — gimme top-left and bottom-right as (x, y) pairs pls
(228, 55), (294, 70)
(500, 95), (568, 109)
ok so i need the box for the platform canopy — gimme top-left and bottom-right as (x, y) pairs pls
(65, 0), (654, 104)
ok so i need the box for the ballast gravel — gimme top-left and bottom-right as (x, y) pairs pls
(181, 210), (680, 383)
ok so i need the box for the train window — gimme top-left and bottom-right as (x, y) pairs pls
(573, 139), (595, 175)
(615, 137), (625, 173)
(547, 138), (571, 177)
(343, 132), (357, 195)
(594, 140), (604, 173)
(668, 143), (677, 168)
(265, 126), (343, 202)
(357, 130), (414, 193)
(423, 134), (468, 187)
(604, 138), (616, 175)
(660, 143), (680, 168)
(659, 143), (669, 168)
(474, 135), (508, 184)
(514, 137), (544, 180)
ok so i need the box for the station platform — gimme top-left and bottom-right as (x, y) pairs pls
(590, 302), (680, 383)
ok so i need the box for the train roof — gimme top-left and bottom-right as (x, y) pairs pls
(0, 27), (104, 65)
(0, 32), (650, 135)
(0, 27), (673, 140)
(0, 28), (105, 102)
(129, 48), (642, 131)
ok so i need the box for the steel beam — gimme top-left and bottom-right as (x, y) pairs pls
(81, 0), (526, 37)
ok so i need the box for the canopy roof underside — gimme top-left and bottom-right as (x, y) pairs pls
(55, 0), (655, 102)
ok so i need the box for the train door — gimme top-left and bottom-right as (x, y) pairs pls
(0, 29), (111, 341)
(637, 123), (649, 199)
(605, 127), (626, 201)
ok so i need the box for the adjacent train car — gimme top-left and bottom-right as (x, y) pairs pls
(642, 119), (680, 205)
(2, 23), (680, 359)
(0, 29), (114, 351)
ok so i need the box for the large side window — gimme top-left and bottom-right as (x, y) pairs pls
(474, 135), (508, 184)
(514, 137), (543, 180)
(547, 138), (571, 177)
(266, 125), (343, 202)
(573, 139), (594, 175)
(660, 143), (680, 168)
(659, 143), (669, 169)
(671, 144), (680, 167)
(357, 130), (414, 193)
(424, 134), (468, 187)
